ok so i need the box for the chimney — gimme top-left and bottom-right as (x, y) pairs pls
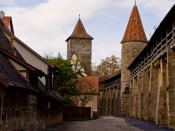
(10, 35), (16, 56)
(0, 11), (5, 19)
(11, 35), (14, 50)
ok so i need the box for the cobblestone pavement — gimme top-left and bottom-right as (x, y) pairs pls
(44, 116), (173, 131)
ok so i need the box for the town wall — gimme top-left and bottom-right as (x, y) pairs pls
(0, 86), (63, 131)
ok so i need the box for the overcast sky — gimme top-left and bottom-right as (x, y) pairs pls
(0, 0), (175, 65)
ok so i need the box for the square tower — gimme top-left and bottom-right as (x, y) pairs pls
(66, 18), (93, 75)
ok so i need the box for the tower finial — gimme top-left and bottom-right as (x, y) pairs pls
(135, 0), (136, 5)
(79, 14), (80, 19)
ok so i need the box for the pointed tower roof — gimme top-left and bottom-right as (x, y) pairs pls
(121, 5), (148, 43)
(66, 18), (93, 41)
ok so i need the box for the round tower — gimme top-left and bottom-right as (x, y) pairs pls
(66, 18), (93, 75)
(121, 5), (148, 116)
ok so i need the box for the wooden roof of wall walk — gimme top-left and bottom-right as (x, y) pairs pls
(99, 70), (121, 83)
(128, 4), (175, 70)
(0, 18), (54, 68)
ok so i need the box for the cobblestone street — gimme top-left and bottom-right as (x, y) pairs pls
(44, 116), (173, 131)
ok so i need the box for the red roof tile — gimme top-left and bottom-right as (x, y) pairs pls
(66, 18), (93, 41)
(121, 5), (148, 43)
(78, 76), (99, 94)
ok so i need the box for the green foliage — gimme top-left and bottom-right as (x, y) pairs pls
(45, 53), (83, 106)
(46, 54), (79, 89)
(94, 55), (121, 77)
(45, 53), (96, 107)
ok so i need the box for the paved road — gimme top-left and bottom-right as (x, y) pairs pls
(44, 116), (173, 131)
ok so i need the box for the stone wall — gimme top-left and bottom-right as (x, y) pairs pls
(99, 38), (175, 129)
(85, 95), (98, 114)
(0, 86), (63, 131)
(67, 39), (92, 74)
(121, 41), (146, 116)
(128, 46), (175, 129)
(99, 86), (121, 115)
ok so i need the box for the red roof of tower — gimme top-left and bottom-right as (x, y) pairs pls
(66, 18), (93, 41)
(121, 5), (148, 43)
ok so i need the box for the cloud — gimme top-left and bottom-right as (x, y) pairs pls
(0, 0), (15, 6)
(110, 0), (174, 16)
(3, 0), (108, 59)
(1, 0), (174, 65)
(140, 0), (174, 13)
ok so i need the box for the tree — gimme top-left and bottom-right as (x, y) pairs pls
(94, 55), (121, 77)
(45, 53), (83, 106)
(71, 77), (96, 107)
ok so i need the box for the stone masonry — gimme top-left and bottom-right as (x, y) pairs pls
(99, 4), (175, 130)
(66, 18), (93, 75)
(0, 86), (63, 131)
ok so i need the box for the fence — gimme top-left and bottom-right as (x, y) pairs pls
(63, 107), (91, 121)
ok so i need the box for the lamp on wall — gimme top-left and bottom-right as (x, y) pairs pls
(124, 84), (129, 94)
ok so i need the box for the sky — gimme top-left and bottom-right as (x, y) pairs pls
(0, 0), (175, 65)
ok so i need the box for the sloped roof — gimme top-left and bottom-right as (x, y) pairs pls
(121, 5), (148, 43)
(0, 18), (53, 67)
(68, 51), (80, 60)
(0, 17), (65, 103)
(100, 70), (121, 82)
(0, 29), (23, 60)
(0, 50), (65, 103)
(0, 53), (37, 91)
(78, 76), (99, 94)
(66, 18), (93, 41)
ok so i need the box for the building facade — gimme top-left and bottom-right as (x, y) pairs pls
(0, 12), (65, 131)
(99, 4), (175, 129)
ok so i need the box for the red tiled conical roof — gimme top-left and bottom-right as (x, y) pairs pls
(121, 5), (148, 43)
(66, 18), (93, 41)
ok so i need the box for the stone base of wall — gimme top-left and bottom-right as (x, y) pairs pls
(0, 86), (63, 131)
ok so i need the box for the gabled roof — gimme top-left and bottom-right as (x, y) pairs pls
(0, 17), (65, 103)
(78, 76), (99, 94)
(0, 18), (53, 67)
(0, 29), (23, 60)
(121, 5), (148, 43)
(66, 18), (93, 41)
(68, 51), (80, 60)
(0, 48), (65, 103)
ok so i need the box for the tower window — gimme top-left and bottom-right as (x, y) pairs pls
(133, 49), (137, 56)
(80, 40), (85, 48)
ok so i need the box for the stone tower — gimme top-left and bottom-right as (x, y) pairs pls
(121, 5), (148, 116)
(66, 18), (93, 75)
